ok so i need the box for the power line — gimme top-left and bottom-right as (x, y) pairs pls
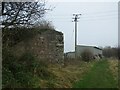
(44, 10), (118, 23)
(82, 10), (118, 15)
(45, 18), (117, 22)
(46, 14), (117, 19)
(80, 16), (118, 22)
(44, 16), (117, 22)
(46, 10), (118, 17)
(45, 14), (118, 20)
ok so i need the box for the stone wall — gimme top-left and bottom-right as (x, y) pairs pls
(13, 29), (64, 64)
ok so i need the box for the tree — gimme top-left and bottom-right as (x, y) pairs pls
(33, 20), (54, 30)
(1, 1), (50, 28)
(103, 46), (118, 58)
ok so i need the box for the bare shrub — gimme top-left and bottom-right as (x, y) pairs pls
(81, 49), (93, 62)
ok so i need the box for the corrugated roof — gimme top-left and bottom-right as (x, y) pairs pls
(77, 45), (102, 50)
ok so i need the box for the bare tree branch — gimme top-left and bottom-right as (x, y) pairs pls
(1, 1), (50, 28)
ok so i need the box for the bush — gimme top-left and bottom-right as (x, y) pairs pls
(18, 52), (52, 79)
(2, 27), (35, 47)
(14, 72), (40, 88)
(2, 50), (55, 88)
(2, 67), (16, 88)
(2, 27), (53, 47)
(18, 52), (36, 72)
(103, 46), (118, 58)
(81, 49), (93, 62)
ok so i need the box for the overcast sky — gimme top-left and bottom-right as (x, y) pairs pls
(45, 1), (118, 53)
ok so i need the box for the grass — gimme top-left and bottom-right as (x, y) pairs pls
(107, 59), (118, 81)
(39, 60), (95, 88)
(73, 59), (118, 88)
(39, 59), (118, 88)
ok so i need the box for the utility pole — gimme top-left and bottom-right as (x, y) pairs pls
(72, 14), (81, 59)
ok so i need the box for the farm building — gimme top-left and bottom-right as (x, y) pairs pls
(65, 52), (75, 59)
(66, 45), (102, 59)
(11, 29), (64, 63)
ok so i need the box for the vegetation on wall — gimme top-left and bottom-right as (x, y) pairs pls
(2, 24), (55, 48)
(2, 21), (56, 88)
(2, 48), (55, 88)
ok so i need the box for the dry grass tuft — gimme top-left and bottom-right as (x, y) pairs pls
(44, 60), (96, 88)
(107, 59), (118, 81)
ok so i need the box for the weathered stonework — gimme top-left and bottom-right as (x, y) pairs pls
(13, 29), (64, 64)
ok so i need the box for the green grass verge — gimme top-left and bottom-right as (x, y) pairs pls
(73, 59), (118, 88)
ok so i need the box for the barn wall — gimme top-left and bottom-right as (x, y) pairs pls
(93, 48), (102, 55)
(66, 52), (75, 59)
(76, 45), (102, 57)
(66, 45), (102, 59)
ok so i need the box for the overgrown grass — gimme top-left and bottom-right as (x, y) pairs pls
(2, 49), (55, 88)
(45, 60), (95, 88)
(73, 59), (118, 88)
(107, 59), (118, 79)
(3, 47), (118, 88)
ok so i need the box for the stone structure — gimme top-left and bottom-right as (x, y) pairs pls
(13, 29), (64, 63)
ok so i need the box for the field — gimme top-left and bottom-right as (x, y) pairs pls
(73, 59), (118, 88)
(3, 56), (118, 88)
(39, 58), (118, 88)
